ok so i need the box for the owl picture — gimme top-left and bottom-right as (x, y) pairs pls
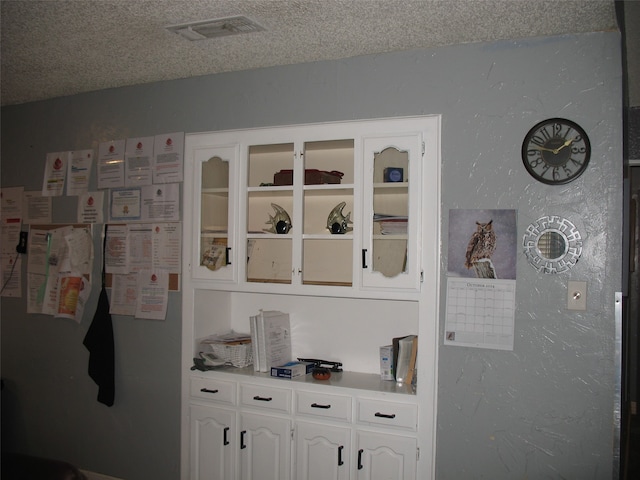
(464, 220), (497, 270)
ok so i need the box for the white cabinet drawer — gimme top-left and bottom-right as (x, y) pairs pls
(190, 377), (236, 405)
(240, 383), (291, 414)
(296, 391), (352, 422)
(357, 398), (417, 431)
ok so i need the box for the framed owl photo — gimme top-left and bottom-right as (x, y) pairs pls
(447, 209), (517, 280)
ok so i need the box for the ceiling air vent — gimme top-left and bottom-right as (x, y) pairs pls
(166, 16), (265, 41)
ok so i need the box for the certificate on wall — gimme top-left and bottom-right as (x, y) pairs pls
(42, 151), (69, 196)
(110, 187), (141, 221)
(125, 136), (154, 187)
(98, 140), (125, 189)
(23, 191), (52, 224)
(67, 149), (93, 196)
(141, 183), (179, 222)
(135, 269), (169, 320)
(153, 132), (184, 184)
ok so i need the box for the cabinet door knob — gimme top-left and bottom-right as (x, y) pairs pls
(374, 412), (396, 419)
(252, 395), (273, 402)
(200, 388), (219, 394)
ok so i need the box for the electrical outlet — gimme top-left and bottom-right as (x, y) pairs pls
(567, 281), (587, 311)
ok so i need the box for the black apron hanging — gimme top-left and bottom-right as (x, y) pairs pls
(83, 225), (115, 406)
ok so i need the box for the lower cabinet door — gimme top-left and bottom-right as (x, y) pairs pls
(295, 421), (351, 480)
(239, 412), (292, 480)
(190, 404), (236, 480)
(355, 430), (417, 480)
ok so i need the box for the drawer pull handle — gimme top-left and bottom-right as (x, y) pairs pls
(338, 445), (344, 466)
(200, 388), (219, 394)
(311, 402), (331, 409)
(240, 430), (247, 449)
(253, 395), (273, 402)
(374, 412), (396, 419)
(357, 449), (364, 470)
(223, 427), (230, 446)
(362, 249), (368, 269)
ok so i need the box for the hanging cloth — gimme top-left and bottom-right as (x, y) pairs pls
(83, 225), (115, 406)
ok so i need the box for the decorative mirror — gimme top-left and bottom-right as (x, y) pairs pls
(522, 215), (583, 274)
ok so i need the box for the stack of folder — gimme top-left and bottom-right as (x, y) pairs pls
(249, 310), (292, 373)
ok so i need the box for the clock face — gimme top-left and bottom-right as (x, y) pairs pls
(521, 118), (591, 185)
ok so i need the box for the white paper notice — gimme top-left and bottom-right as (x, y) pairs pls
(1, 220), (21, 254)
(109, 273), (138, 316)
(42, 151), (69, 196)
(98, 140), (125, 189)
(141, 183), (179, 222)
(128, 224), (152, 272)
(105, 225), (129, 274)
(27, 273), (46, 313)
(0, 253), (22, 297)
(444, 278), (516, 351)
(125, 136), (154, 187)
(110, 187), (141, 221)
(67, 149), (93, 195)
(23, 191), (52, 224)
(62, 227), (93, 275)
(77, 191), (105, 224)
(153, 132), (184, 184)
(1, 186), (24, 219)
(135, 269), (168, 320)
(152, 223), (181, 274)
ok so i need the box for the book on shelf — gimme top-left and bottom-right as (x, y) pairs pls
(393, 334), (417, 384)
(249, 310), (292, 373)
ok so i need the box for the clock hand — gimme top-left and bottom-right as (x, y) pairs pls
(533, 145), (557, 153)
(552, 138), (575, 154)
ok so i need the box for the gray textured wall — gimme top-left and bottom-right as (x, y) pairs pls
(0, 32), (622, 479)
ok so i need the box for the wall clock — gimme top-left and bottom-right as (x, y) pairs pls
(521, 118), (591, 185)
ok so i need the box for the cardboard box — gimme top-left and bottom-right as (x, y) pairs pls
(379, 345), (394, 380)
(270, 361), (315, 379)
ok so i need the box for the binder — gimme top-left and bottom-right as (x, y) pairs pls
(394, 334), (416, 383)
(251, 310), (292, 373)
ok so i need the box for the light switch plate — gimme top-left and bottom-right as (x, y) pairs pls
(567, 281), (587, 310)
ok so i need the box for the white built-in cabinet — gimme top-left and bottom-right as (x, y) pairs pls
(181, 116), (441, 479)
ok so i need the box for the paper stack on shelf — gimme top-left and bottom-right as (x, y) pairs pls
(250, 310), (292, 373)
(373, 214), (408, 235)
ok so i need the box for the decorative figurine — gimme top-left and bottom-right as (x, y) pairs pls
(326, 202), (353, 234)
(264, 203), (292, 234)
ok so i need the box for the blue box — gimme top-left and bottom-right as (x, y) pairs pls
(383, 167), (404, 182)
(270, 361), (315, 379)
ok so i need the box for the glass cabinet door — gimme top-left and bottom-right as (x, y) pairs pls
(246, 143), (295, 284)
(192, 144), (238, 282)
(362, 134), (423, 291)
(301, 139), (354, 286)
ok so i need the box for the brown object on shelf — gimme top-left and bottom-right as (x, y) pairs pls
(273, 169), (343, 186)
(312, 367), (332, 380)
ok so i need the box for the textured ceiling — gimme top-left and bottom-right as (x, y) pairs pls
(0, 0), (619, 106)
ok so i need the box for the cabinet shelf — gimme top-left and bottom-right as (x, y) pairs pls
(195, 366), (417, 396)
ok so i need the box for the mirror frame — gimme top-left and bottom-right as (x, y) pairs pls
(522, 215), (583, 274)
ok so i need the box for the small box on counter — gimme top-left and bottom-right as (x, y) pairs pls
(270, 361), (315, 379)
(379, 345), (394, 380)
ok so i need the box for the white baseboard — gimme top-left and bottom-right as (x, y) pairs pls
(81, 470), (124, 480)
